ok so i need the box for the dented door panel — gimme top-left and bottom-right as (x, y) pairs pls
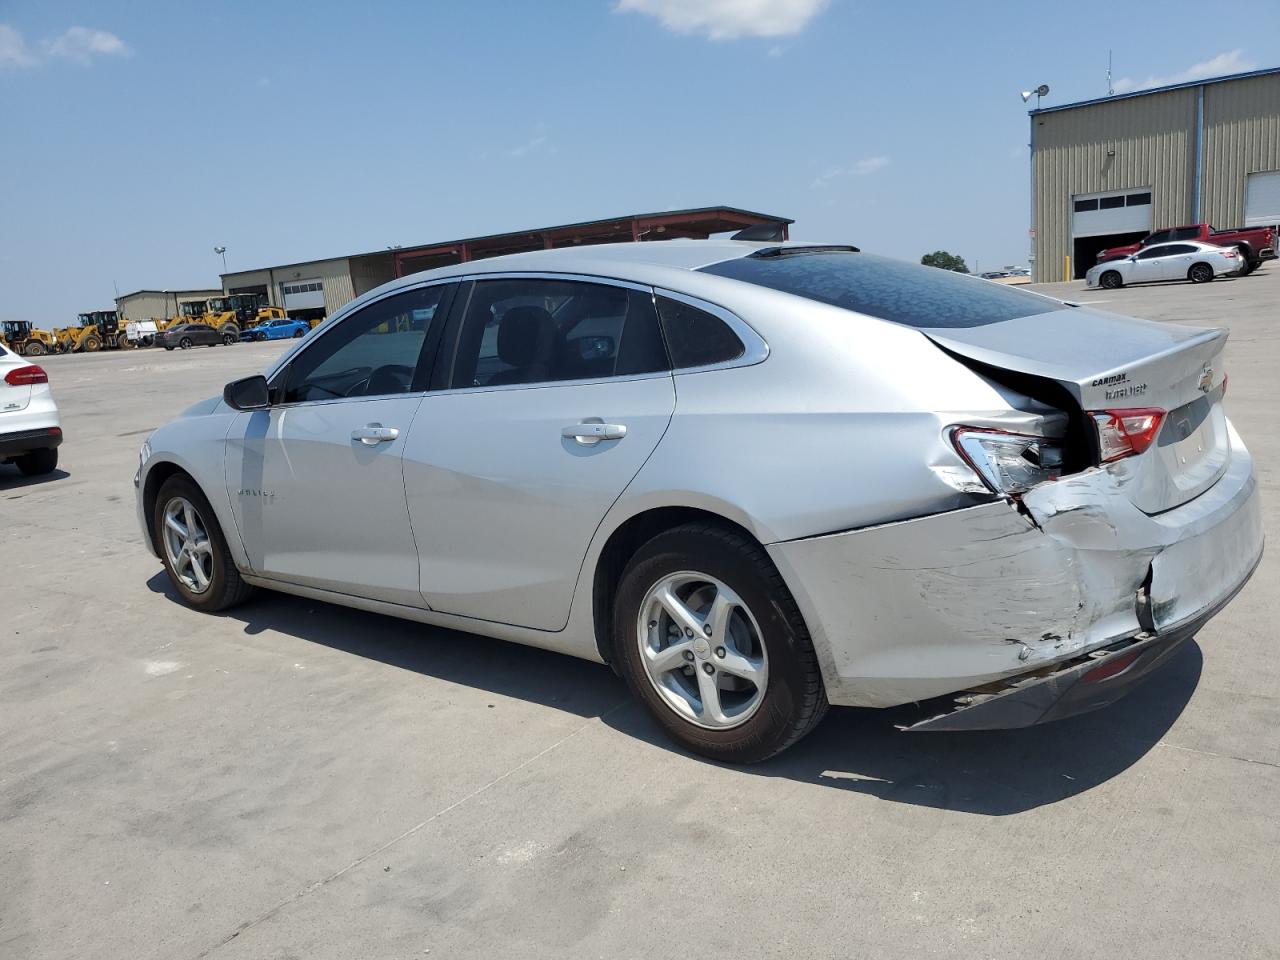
(768, 420), (1261, 710)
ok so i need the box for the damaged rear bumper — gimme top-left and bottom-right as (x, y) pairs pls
(767, 421), (1263, 720)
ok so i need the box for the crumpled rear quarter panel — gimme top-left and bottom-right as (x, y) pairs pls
(769, 422), (1261, 708)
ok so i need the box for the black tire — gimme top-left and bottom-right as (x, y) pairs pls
(222, 333), (236, 345)
(1188, 262), (1214, 283)
(293, 329), (304, 338)
(612, 522), (828, 764)
(164, 345), (174, 351)
(83, 336), (101, 352)
(153, 474), (254, 612)
(15, 447), (57, 476)
(255, 333), (266, 342)
(25, 342), (45, 357)
(1100, 270), (1123, 289)
(180, 337), (193, 349)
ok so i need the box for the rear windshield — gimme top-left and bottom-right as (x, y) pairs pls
(698, 251), (1059, 328)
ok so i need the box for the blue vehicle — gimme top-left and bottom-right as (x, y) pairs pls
(240, 317), (311, 342)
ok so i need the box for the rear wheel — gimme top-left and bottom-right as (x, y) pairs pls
(1100, 270), (1123, 289)
(117, 336), (134, 350)
(154, 475), (254, 612)
(24, 341), (45, 357)
(1188, 262), (1214, 283)
(613, 523), (827, 763)
(15, 447), (57, 476)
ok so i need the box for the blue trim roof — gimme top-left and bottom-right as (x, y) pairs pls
(1029, 65), (1280, 115)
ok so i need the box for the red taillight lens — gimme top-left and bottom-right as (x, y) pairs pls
(1082, 650), (1141, 683)
(4, 364), (48, 386)
(1091, 407), (1164, 462)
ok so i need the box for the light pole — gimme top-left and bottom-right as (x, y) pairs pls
(1020, 85), (1050, 280)
(214, 245), (227, 274)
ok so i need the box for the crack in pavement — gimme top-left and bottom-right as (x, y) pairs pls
(196, 700), (629, 958)
(1156, 740), (1280, 770)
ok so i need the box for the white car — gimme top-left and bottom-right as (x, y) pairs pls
(0, 341), (62, 476)
(1087, 241), (1242, 289)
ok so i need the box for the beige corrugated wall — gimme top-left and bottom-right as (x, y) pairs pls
(1033, 88), (1196, 281)
(224, 260), (357, 316)
(1202, 73), (1280, 228)
(1032, 73), (1280, 281)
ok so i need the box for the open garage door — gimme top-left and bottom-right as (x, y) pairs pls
(1071, 188), (1153, 278)
(1245, 171), (1280, 228)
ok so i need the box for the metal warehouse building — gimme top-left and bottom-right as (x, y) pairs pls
(115, 288), (223, 322)
(1031, 66), (1280, 281)
(220, 206), (789, 323)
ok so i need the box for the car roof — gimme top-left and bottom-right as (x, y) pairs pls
(1144, 240), (1221, 251)
(332, 239), (846, 318)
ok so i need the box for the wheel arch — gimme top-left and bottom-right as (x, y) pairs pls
(141, 461), (194, 554)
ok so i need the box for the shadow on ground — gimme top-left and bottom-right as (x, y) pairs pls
(147, 571), (1199, 816)
(0, 466), (70, 491)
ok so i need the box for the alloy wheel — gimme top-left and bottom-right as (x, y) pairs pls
(162, 497), (214, 594)
(636, 571), (769, 730)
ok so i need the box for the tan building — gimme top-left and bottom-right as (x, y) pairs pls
(115, 288), (223, 322)
(220, 206), (789, 324)
(1030, 66), (1280, 281)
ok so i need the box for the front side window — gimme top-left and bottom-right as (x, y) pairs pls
(281, 284), (448, 403)
(450, 278), (668, 389)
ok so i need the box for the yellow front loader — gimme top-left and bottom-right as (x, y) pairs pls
(0, 321), (58, 357)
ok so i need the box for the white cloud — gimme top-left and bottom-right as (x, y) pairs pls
(1, 23), (130, 67)
(44, 26), (131, 62)
(615, 0), (830, 40)
(0, 24), (39, 67)
(811, 155), (891, 188)
(1111, 49), (1256, 94)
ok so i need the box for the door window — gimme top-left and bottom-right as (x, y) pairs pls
(449, 278), (668, 388)
(1171, 227), (1201, 241)
(1135, 247), (1168, 260)
(1161, 244), (1197, 255)
(1146, 230), (1172, 244)
(280, 284), (450, 403)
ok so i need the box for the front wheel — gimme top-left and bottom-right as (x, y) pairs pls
(179, 337), (193, 349)
(293, 329), (304, 338)
(1188, 262), (1215, 283)
(613, 523), (827, 763)
(1099, 271), (1123, 289)
(25, 342), (46, 357)
(154, 475), (254, 612)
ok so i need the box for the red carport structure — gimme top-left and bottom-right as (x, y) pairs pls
(392, 206), (792, 278)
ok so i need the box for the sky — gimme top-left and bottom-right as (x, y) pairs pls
(2, 0), (1277, 325)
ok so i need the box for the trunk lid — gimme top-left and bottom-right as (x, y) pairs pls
(925, 307), (1229, 514)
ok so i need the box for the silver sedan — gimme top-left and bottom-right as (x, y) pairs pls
(1086, 240), (1243, 288)
(136, 241), (1262, 762)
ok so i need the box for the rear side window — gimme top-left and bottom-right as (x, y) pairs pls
(656, 296), (744, 369)
(450, 278), (668, 389)
(698, 252), (1058, 329)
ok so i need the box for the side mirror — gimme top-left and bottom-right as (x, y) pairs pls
(223, 374), (271, 411)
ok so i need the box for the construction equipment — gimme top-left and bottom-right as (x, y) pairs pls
(0, 321), (59, 357)
(55, 311), (132, 353)
(205, 295), (285, 337)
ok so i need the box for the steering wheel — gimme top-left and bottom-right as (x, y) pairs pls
(362, 364), (414, 396)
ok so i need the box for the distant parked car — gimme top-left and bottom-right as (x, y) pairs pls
(159, 323), (237, 350)
(241, 318), (310, 342)
(0, 341), (61, 476)
(1097, 223), (1275, 274)
(1086, 241), (1243, 289)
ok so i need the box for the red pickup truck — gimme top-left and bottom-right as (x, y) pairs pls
(1097, 223), (1276, 274)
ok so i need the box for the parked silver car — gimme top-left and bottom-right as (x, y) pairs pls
(1086, 240), (1243, 289)
(136, 241), (1262, 762)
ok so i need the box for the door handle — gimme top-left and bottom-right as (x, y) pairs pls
(352, 423), (400, 445)
(562, 419), (627, 445)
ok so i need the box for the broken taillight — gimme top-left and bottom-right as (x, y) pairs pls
(950, 427), (1063, 496)
(1090, 408), (1164, 462)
